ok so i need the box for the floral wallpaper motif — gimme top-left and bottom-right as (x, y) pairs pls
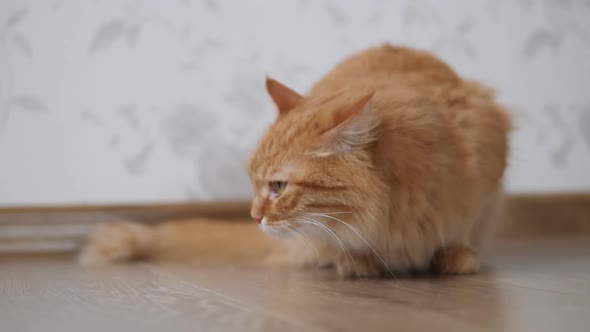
(0, 0), (588, 204)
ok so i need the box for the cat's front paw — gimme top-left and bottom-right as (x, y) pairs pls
(336, 253), (383, 278)
(430, 245), (480, 275)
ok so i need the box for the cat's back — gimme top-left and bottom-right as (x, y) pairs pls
(308, 44), (461, 95)
(309, 43), (510, 191)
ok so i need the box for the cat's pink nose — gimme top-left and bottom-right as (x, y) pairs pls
(252, 216), (262, 224)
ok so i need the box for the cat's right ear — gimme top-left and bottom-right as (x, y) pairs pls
(265, 76), (303, 115)
(312, 93), (379, 156)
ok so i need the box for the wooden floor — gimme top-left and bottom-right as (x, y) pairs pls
(1, 235), (590, 332)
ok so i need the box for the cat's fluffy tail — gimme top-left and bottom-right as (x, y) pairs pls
(78, 219), (277, 266)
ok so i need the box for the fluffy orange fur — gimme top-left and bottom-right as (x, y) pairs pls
(80, 44), (510, 278)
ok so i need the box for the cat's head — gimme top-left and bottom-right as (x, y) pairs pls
(247, 77), (382, 239)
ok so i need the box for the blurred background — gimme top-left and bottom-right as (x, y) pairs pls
(0, 0), (589, 206)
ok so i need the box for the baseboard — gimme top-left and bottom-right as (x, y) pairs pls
(0, 194), (588, 253)
(499, 193), (590, 237)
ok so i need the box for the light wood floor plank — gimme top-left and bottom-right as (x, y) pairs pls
(0, 257), (317, 332)
(1, 236), (589, 331)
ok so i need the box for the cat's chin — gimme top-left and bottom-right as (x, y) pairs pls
(258, 217), (293, 240)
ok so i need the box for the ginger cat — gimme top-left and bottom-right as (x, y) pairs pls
(80, 44), (510, 278)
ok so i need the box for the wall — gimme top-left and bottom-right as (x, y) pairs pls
(0, 0), (589, 205)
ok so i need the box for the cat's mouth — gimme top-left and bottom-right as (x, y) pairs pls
(259, 217), (296, 239)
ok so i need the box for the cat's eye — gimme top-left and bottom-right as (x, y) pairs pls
(269, 181), (288, 196)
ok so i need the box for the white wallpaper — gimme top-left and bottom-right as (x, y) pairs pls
(0, 0), (589, 205)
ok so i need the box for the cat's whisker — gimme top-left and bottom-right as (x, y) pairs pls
(298, 218), (358, 276)
(306, 212), (375, 245)
(295, 217), (360, 277)
(305, 212), (397, 280)
(281, 223), (320, 265)
(294, 218), (345, 257)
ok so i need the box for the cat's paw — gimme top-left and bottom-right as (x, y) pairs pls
(336, 253), (383, 278)
(430, 245), (480, 275)
(78, 221), (153, 266)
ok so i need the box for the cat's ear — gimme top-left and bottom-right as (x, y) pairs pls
(314, 93), (379, 156)
(265, 76), (303, 114)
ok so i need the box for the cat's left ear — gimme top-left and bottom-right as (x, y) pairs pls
(265, 76), (303, 115)
(314, 93), (380, 156)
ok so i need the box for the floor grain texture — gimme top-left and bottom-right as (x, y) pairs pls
(1, 235), (590, 332)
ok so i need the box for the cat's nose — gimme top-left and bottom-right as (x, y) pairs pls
(251, 213), (262, 224)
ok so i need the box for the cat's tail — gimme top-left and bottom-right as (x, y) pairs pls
(78, 218), (278, 266)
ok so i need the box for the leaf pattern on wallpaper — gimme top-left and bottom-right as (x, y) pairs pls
(431, 19), (478, 60)
(514, 0), (533, 10)
(180, 38), (224, 71)
(117, 105), (141, 130)
(402, 4), (476, 60)
(403, 4), (434, 31)
(88, 19), (126, 53)
(224, 72), (266, 116)
(367, 11), (384, 25)
(578, 105), (590, 150)
(324, 2), (348, 26)
(4, 7), (28, 29)
(551, 134), (575, 167)
(160, 103), (218, 157)
(124, 142), (155, 174)
(457, 19), (474, 35)
(196, 137), (252, 200)
(541, 105), (576, 167)
(7, 95), (49, 113)
(298, 0), (311, 7)
(522, 28), (561, 58)
(453, 19), (477, 60)
(12, 32), (33, 57)
(108, 135), (120, 149)
(544, 105), (565, 130)
(567, 20), (590, 44)
(201, 0), (219, 14)
(80, 109), (104, 127)
(125, 24), (141, 46)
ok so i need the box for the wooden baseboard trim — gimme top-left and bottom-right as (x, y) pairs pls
(0, 194), (588, 253)
(499, 193), (590, 237)
(0, 200), (251, 225)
